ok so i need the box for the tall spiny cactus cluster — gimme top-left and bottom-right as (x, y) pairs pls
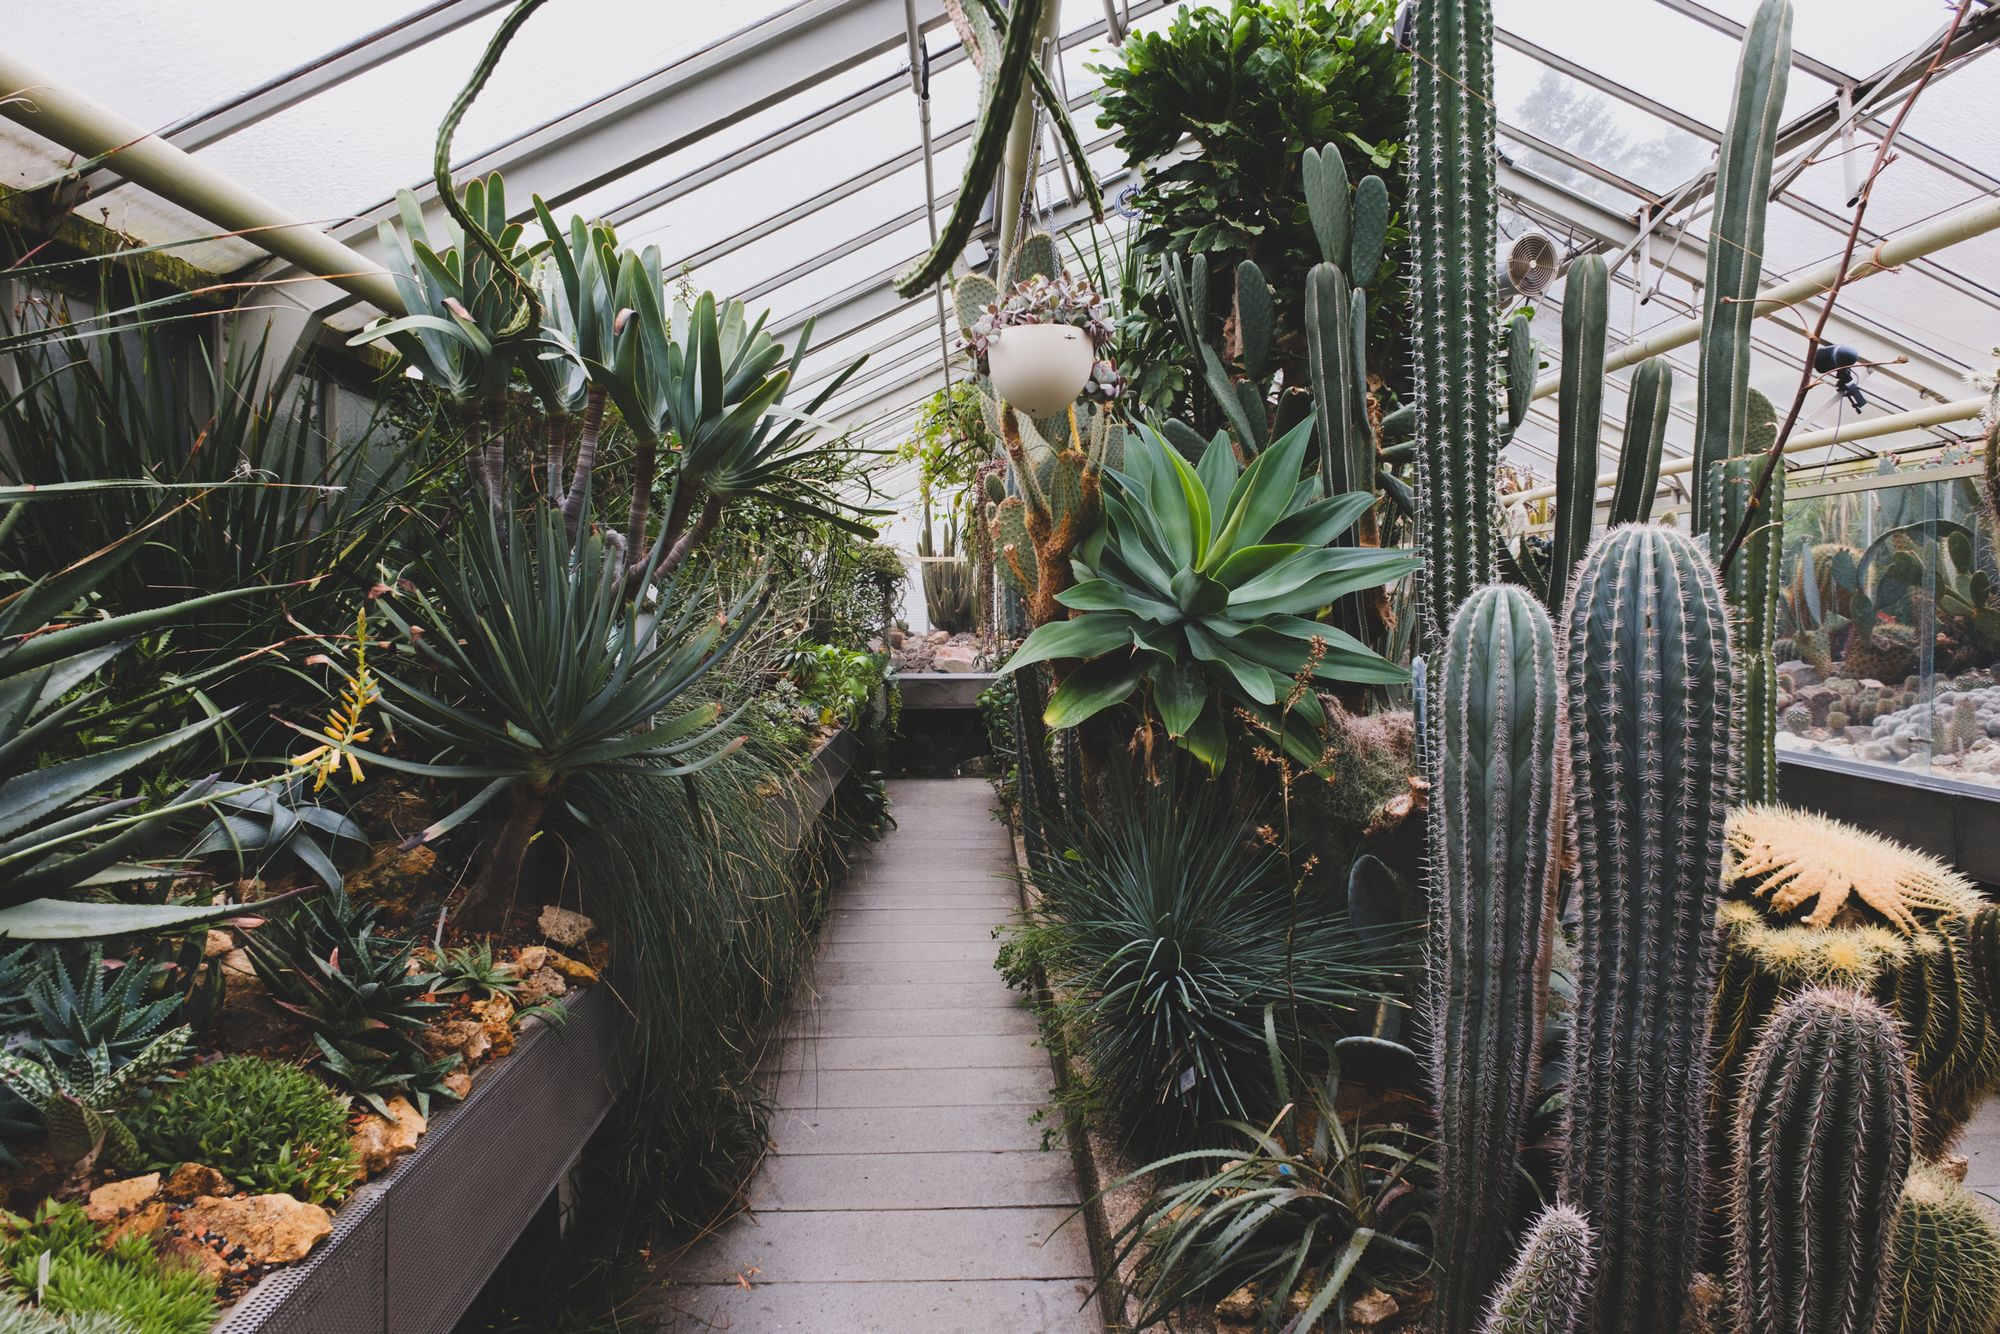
(1547, 257), (1607, 613)
(1478, 1204), (1596, 1334)
(1730, 988), (1913, 1334)
(1888, 1162), (2000, 1334)
(1428, 585), (1562, 1333)
(1708, 388), (1786, 804)
(1560, 525), (1735, 1334)
(1408, 0), (1499, 643)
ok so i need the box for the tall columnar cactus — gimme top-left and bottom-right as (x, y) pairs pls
(1479, 1204), (1597, 1334)
(1971, 902), (2000, 1018)
(1550, 256), (1608, 613)
(1691, 0), (1792, 530)
(1606, 358), (1672, 526)
(1708, 388), (1786, 804)
(1429, 584), (1562, 1334)
(1889, 1162), (2000, 1334)
(1410, 0), (1500, 640)
(1730, 988), (1914, 1334)
(1560, 524), (1735, 1334)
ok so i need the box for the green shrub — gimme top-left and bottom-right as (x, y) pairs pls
(127, 1056), (359, 1205)
(0, 1202), (214, 1334)
(1000, 775), (1397, 1153)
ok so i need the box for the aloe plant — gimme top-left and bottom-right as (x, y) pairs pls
(1003, 421), (1415, 769)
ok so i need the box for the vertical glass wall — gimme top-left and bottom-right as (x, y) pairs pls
(1776, 459), (2000, 790)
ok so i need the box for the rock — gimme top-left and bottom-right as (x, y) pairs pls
(932, 644), (979, 673)
(1796, 684), (1839, 726)
(424, 1019), (491, 1064)
(342, 844), (439, 908)
(1940, 1152), (1969, 1182)
(516, 966), (568, 1008)
(537, 905), (595, 949)
(85, 1173), (161, 1222)
(202, 930), (235, 959)
(442, 1070), (474, 1100)
(105, 1201), (171, 1247)
(1351, 1289), (1400, 1325)
(179, 1193), (332, 1266)
(1216, 1284), (1257, 1325)
(349, 1095), (426, 1177)
(162, 1163), (233, 1203)
(156, 1232), (230, 1287)
(515, 945), (549, 973)
(926, 629), (951, 644)
(1778, 660), (1820, 687)
(545, 951), (599, 985)
(470, 994), (515, 1027)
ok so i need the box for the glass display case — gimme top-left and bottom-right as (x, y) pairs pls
(1774, 458), (2000, 793)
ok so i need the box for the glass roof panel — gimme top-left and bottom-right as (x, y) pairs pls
(1692, 0), (1931, 78)
(1493, 47), (1715, 196)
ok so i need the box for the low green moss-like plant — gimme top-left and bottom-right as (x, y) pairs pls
(0, 1202), (214, 1334)
(127, 1056), (359, 1204)
(0, 1299), (135, 1333)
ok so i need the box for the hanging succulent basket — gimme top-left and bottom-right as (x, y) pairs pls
(986, 323), (1095, 419)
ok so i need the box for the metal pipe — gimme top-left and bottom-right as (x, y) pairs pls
(1529, 193), (2000, 403)
(0, 50), (404, 314)
(1505, 395), (1987, 506)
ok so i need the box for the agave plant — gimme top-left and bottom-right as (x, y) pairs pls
(189, 771), (368, 893)
(1004, 420), (1415, 768)
(344, 504), (763, 926)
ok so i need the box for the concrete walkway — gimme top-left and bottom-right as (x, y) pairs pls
(656, 779), (1099, 1332)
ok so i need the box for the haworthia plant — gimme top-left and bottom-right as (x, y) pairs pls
(1551, 256), (1608, 612)
(1560, 524), (1735, 1334)
(1690, 0), (1792, 530)
(1606, 358), (1672, 526)
(1707, 388), (1785, 804)
(1730, 988), (1913, 1334)
(1429, 584), (1562, 1334)
(1410, 0), (1501, 640)
(1479, 1204), (1597, 1334)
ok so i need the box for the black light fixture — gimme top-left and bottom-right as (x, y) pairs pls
(1814, 343), (1868, 411)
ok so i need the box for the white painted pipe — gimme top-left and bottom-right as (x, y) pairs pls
(0, 51), (404, 314)
(1506, 394), (1986, 506)
(1529, 193), (2000, 402)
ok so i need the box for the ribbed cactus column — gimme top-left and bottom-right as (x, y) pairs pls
(1560, 524), (1735, 1334)
(1410, 0), (1500, 640)
(1707, 388), (1785, 804)
(1550, 255), (1607, 613)
(1690, 0), (1792, 529)
(1479, 1205), (1597, 1334)
(1730, 988), (1914, 1334)
(1429, 584), (1561, 1334)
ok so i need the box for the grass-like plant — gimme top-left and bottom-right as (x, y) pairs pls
(127, 1056), (360, 1205)
(1001, 775), (1396, 1151)
(1004, 421), (1413, 770)
(348, 503), (763, 926)
(1094, 1037), (1434, 1331)
(0, 1202), (215, 1334)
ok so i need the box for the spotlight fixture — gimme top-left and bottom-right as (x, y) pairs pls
(1814, 343), (1868, 411)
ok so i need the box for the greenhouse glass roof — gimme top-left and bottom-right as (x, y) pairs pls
(4, 0), (1997, 534)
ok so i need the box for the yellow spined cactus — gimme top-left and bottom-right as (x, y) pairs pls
(1725, 804), (1981, 933)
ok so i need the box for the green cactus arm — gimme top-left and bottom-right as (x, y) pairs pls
(1501, 314), (1536, 446)
(1303, 144), (1351, 266)
(1307, 263), (1363, 496)
(1236, 261), (1275, 383)
(1690, 0), (1792, 529)
(1606, 357), (1672, 525)
(1349, 175), (1390, 288)
(1478, 1203), (1597, 1334)
(1550, 256), (1608, 612)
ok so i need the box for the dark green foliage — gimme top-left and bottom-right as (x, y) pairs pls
(1096, 1052), (1433, 1331)
(0, 1202), (215, 1334)
(127, 1056), (359, 1204)
(0, 1300), (136, 1333)
(435, 942), (521, 1001)
(1094, 0), (1407, 412)
(1730, 989), (1912, 1334)
(1561, 525), (1735, 1334)
(998, 776), (1395, 1153)
(22, 948), (178, 1070)
(1479, 1204), (1596, 1334)
(239, 896), (457, 1117)
(1889, 1162), (2000, 1334)
(190, 773), (368, 893)
(1429, 585), (1561, 1334)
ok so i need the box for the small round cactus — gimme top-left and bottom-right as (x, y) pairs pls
(1829, 709), (1850, 731)
(1889, 1161), (2000, 1334)
(1784, 704), (1813, 735)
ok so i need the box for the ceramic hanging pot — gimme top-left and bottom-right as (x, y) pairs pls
(986, 323), (1093, 419)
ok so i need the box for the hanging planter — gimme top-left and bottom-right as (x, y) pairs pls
(987, 323), (1096, 418)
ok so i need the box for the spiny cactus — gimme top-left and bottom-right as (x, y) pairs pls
(1730, 988), (1913, 1334)
(1882, 921), (2000, 1153)
(1560, 524), (1735, 1334)
(1889, 1162), (2000, 1334)
(1606, 358), (1672, 526)
(1479, 1204), (1597, 1334)
(1708, 388), (1786, 804)
(1429, 584), (1562, 1334)
(1409, 0), (1500, 640)
(1971, 902), (2000, 1019)
(1691, 0), (1792, 531)
(1549, 256), (1607, 614)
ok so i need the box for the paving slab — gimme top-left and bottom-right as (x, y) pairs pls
(662, 779), (1098, 1331)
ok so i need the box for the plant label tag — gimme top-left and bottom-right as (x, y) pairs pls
(1178, 1066), (1197, 1094)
